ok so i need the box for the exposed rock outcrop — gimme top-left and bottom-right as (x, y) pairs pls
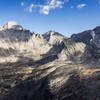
(71, 27), (100, 45)
(0, 22), (100, 100)
(0, 21), (23, 31)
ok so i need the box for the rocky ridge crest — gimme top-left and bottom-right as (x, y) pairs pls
(0, 22), (100, 100)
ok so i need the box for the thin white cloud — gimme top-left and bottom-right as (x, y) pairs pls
(70, 6), (74, 8)
(77, 4), (86, 8)
(21, 2), (25, 6)
(28, 4), (35, 12)
(21, 0), (87, 15)
(40, 0), (64, 15)
(40, 5), (50, 15)
(26, 0), (68, 15)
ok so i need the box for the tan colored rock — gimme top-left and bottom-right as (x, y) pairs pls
(15, 67), (34, 75)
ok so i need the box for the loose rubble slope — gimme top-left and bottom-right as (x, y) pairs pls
(0, 22), (100, 100)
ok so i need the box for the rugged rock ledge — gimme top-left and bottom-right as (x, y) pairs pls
(0, 22), (100, 100)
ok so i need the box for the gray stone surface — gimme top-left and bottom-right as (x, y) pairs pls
(0, 22), (100, 100)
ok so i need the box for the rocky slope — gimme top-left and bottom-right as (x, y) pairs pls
(0, 21), (100, 100)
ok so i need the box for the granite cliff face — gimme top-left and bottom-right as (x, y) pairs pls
(0, 22), (100, 100)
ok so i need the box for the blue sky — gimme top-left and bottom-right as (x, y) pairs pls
(0, 0), (100, 36)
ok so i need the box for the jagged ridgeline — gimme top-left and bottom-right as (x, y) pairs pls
(0, 21), (100, 100)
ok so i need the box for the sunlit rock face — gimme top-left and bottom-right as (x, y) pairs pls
(42, 31), (65, 45)
(0, 21), (23, 30)
(58, 39), (87, 63)
(70, 27), (100, 60)
(0, 22), (100, 100)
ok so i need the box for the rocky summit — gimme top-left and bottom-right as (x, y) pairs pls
(0, 21), (100, 100)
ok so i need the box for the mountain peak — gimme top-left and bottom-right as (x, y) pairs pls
(0, 21), (23, 31)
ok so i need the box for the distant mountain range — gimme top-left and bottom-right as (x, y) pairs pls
(0, 21), (100, 100)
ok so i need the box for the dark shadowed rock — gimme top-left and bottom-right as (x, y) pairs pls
(71, 30), (93, 44)
(0, 23), (100, 100)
